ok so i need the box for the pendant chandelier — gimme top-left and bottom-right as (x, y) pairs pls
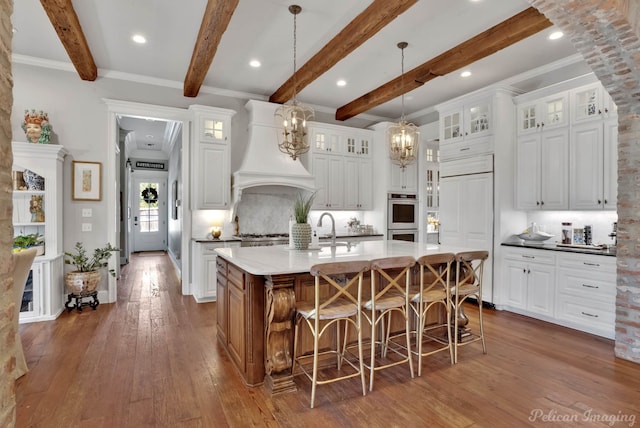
(387, 42), (419, 169)
(275, 4), (314, 161)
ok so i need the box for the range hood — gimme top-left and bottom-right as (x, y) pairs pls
(232, 100), (317, 208)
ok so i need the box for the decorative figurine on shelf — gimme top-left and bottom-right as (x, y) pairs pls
(29, 195), (45, 223)
(21, 109), (52, 144)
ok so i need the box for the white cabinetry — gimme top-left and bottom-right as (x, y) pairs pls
(192, 240), (240, 302)
(439, 155), (494, 302)
(515, 126), (569, 210)
(312, 154), (344, 209)
(438, 96), (493, 161)
(516, 92), (568, 134)
(308, 123), (374, 210)
(389, 162), (418, 193)
(499, 246), (616, 339)
(556, 252), (616, 338)
(189, 105), (235, 210)
(12, 142), (66, 323)
(569, 82), (618, 210)
(570, 82), (616, 124)
(514, 76), (618, 211)
(344, 157), (373, 209)
(502, 248), (555, 318)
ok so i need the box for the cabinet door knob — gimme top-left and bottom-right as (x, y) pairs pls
(536, 201), (540, 206)
(540, 201), (544, 206)
(598, 199), (602, 205)
(604, 199), (608, 204)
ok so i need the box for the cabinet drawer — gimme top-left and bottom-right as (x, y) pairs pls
(556, 295), (615, 334)
(557, 253), (615, 273)
(557, 268), (615, 302)
(216, 258), (227, 277)
(201, 243), (224, 255)
(227, 263), (245, 290)
(440, 136), (492, 161)
(503, 248), (555, 265)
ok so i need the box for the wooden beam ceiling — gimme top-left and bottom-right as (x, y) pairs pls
(183, 0), (239, 97)
(269, 0), (417, 105)
(335, 7), (553, 121)
(39, 0), (97, 81)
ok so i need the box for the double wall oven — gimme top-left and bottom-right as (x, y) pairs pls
(387, 193), (419, 242)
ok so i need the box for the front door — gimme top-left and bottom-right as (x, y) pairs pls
(132, 177), (167, 252)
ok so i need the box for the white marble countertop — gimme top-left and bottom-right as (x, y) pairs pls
(214, 240), (475, 276)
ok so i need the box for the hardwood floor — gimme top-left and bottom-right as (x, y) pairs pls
(16, 252), (640, 427)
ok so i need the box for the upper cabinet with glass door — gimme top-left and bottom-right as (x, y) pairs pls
(570, 82), (617, 124)
(517, 92), (569, 135)
(439, 97), (492, 144)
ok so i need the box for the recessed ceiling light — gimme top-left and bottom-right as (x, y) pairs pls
(132, 34), (147, 44)
(336, 79), (347, 87)
(460, 70), (472, 78)
(249, 59), (261, 68)
(548, 31), (564, 40)
(145, 134), (154, 139)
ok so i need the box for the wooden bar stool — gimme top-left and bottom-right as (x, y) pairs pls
(411, 253), (456, 376)
(293, 260), (370, 408)
(452, 251), (489, 363)
(364, 256), (415, 391)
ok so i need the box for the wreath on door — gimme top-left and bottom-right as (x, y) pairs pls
(141, 187), (158, 204)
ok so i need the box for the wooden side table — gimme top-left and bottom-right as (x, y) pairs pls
(65, 290), (99, 312)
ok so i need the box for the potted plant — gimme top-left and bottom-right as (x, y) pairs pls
(64, 242), (120, 294)
(13, 233), (45, 256)
(292, 192), (315, 250)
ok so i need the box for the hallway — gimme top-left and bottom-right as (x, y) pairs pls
(15, 252), (640, 427)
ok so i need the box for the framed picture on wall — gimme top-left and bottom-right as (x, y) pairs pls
(72, 161), (102, 201)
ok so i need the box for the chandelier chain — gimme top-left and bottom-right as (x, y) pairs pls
(292, 8), (297, 102)
(400, 45), (405, 121)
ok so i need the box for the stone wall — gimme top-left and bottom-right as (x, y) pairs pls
(529, 0), (640, 362)
(0, 0), (15, 425)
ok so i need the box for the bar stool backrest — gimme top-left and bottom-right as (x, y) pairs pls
(308, 260), (371, 319)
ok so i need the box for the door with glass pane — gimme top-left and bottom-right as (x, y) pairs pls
(133, 177), (167, 252)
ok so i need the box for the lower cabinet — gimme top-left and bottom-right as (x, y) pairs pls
(500, 246), (615, 338)
(502, 248), (555, 319)
(192, 240), (240, 302)
(216, 257), (265, 386)
(556, 252), (616, 338)
(19, 255), (64, 323)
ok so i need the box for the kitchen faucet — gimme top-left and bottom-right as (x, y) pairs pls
(317, 212), (336, 247)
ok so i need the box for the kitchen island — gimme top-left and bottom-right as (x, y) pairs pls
(214, 240), (474, 394)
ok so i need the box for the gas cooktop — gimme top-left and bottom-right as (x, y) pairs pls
(239, 233), (289, 239)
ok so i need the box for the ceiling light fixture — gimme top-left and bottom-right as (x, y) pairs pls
(387, 42), (419, 170)
(337, 79), (347, 87)
(461, 70), (472, 78)
(274, 5), (314, 161)
(548, 31), (564, 40)
(132, 34), (147, 44)
(249, 59), (261, 68)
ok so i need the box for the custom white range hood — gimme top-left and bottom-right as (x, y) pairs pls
(232, 100), (317, 208)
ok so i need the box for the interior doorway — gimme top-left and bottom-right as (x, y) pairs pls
(132, 175), (168, 252)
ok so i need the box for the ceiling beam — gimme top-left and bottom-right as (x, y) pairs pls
(269, 0), (418, 104)
(335, 7), (553, 121)
(184, 0), (239, 97)
(40, 0), (97, 81)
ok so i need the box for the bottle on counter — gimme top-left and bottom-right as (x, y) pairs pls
(561, 222), (573, 244)
(311, 229), (319, 248)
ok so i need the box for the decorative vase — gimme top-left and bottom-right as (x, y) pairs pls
(291, 223), (312, 250)
(23, 169), (45, 191)
(65, 270), (101, 294)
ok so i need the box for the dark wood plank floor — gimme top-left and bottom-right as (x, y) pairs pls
(16, 252), (640, 427)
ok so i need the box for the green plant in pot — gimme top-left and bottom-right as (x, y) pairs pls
(64, 242), (120, 295)
(13, 233), (45, 255)
(292, 192), (315, 250)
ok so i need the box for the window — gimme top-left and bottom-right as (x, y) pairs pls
(139, 182), (159, 232)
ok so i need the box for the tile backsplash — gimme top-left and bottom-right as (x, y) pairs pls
(526, 211), (618, 246)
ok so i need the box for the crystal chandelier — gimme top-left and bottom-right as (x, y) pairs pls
(275, 5), (314, 161)
(387, 42), (419, 169)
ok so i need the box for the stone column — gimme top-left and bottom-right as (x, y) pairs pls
(0, 0), (16, 425)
